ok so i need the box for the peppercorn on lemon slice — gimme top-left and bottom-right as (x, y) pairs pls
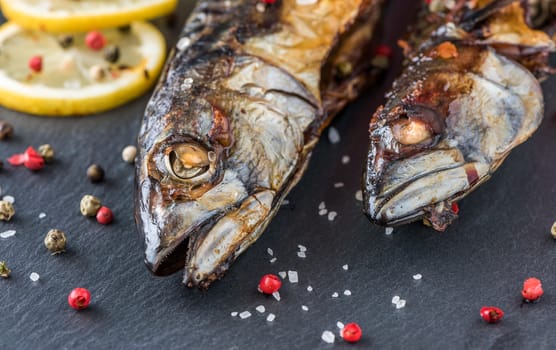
(0, 0), (177, 33)
(0, 21), (166, 117)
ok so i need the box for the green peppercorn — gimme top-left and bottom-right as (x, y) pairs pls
(58, 35), (74, 49)
(104, 45), (120, 63)
(0, 261), (10, 278)
(0, 120), (14, 140)
(80, 195), (101, 217)
(0, 200), (14, 221)
(44, 229), (66, 254)
(87, 164), (105, 183)
(38, 144), (55, 163)
(335, 61), (353, 79)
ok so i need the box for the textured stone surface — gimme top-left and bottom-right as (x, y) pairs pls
(1, 1), (556, 349)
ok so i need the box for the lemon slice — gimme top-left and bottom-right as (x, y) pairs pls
(0, 21), (166, 116)
(0, 0), (177, 33)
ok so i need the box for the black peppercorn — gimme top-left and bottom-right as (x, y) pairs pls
(86, 164), (105, 183)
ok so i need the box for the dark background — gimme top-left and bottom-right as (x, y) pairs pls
(1, 1), (555, 349)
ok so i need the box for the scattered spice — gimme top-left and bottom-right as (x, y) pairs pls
(0, 200), (15, 221)
(104, 46), (120, 63)
(8, 146), (45, 171)
(89, 65), (106, 81)
(480, 306), (504, 324)
(0, 261), (10, 278)
(335, 61), (353, 79)
(341, 323), (362, 343)
(266, 313), (276, 322)
(436, 41), (458, 59)
(68, 288), (91, 310)
(258, 274), (282, 294)
(80, 195), (101, 217)
(86, 164), (105, 183)
(38, 144), (55, 163)
(28, 55), (43, 73)
(96, 206), (113, 225)
(85, 31), (106, 51)
(122, 145), (137, 164)
(551, 222), (556, 239)
(522, 277), (543, 302)
(57, 35), (74, 49)
(0, 121), (14, 140)
(451, 202), (460, 215)
(44, 229), (66, 255)
(29, 272), (40, 282)
(321, 330), (335, 344)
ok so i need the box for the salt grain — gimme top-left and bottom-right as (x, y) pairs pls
(267, 313), (276, 322)
(355, 190), (363, 201)
(413, 274), (423, 280)
(256, 2), (265, 12)
(256, 305), (266, 313)
(272, 291), (281, 301)
(328, 127), (341, 144)
(396, 299), (407, 309)
(288, 270), (299, 283)
(332, 292), (339, 298)
(181, 77), (194, 90)
(29, 272), (40, 282)
(385, 227), (394, 235)
(337, 321), (345, 329)
(297, 251), (306, 258)
(318, 201), (326, 210)
(281, 199), (290, 206)
(327, 211), (337, 221)
(176, 37), (192, 51)
(392, 295), (400, 304)
(334, 182), (344, 188)
(267, 248), (274, 256)
(2, 195), (14, 204)
(0, 230), (16, 239)
(321, 331), (335, 344)
(270, 257), (277, 263)
(344, 290), (352, 296)
(342, 264), (349, 271)
(38, 213), (46, 219)
(278, 271), (287, 279)
(239, 311), (252, 319)
(298, 244), (307, 252)
(231, 312), (238, 317)
(341, 155), (350, 164)
(319, 209), (328, 216)
(307, 286), (313, 292)
(301, 305), (309, 311)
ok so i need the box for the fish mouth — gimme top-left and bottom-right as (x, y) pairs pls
(364, 148), (489, 226)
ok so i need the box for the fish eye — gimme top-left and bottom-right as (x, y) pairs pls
(391, 118), (432, 145)
(164, 144), (216, 181)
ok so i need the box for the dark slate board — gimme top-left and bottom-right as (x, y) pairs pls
(1, 1), (556, 349)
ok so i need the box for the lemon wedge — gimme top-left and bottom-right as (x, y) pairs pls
(0, 21), (166, 116)
(0, 0), (177, 33)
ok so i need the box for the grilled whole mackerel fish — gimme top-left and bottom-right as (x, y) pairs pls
(364, 0), (554, 231)
(136, 0), (383, 288)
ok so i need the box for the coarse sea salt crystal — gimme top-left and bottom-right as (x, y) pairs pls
(267, 313), (276, 322)
(413, 274), (423, 280)
(297, 251), (306, 259)
(319, 209), (328, 216)
(396, 299), (407, 309)
(298, 244), (307, 252)
(176, 37), (192, 51)
(321, 331), (335, 344)
(2, 195), (14, 204)
(38, 213), (46, 219)
(344, 290), (352, 296)
(342, 264), (349, 271)
(278, 271), (287, 279)
(256, 305), (266, 313)
(385, 227), (394, 235)
(267, 248), (274, 256)
(331, 292), (339, 298)
(288, 270), (299, 283)
(334, 182), (344, 188)
(392, 295), (400, 304)
(272, 291), (281, 301)
(307, 285), (313, 292)
(337, 321), (345, 329)
(239, 311), (252, 319)
(328, 127), (341, 144)
(297, 0), (318, 6)
(341, 155), (350, 164)
(0, 230), (16, 239)
(355, 190), (363, 201)
(231, 312), (238, 317)
(281, 199), (290, 206)
(318, 201), (326, 210)
(270, 257), (277, 263)
(301, 305), (309, 311)
(29, 272), (40, 282)
(181, 77), (194, 90)
(327, 211), (337, 221)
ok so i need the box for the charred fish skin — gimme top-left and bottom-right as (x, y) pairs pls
(364, 0), (554, 232)
(136, 0), (384, 288)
